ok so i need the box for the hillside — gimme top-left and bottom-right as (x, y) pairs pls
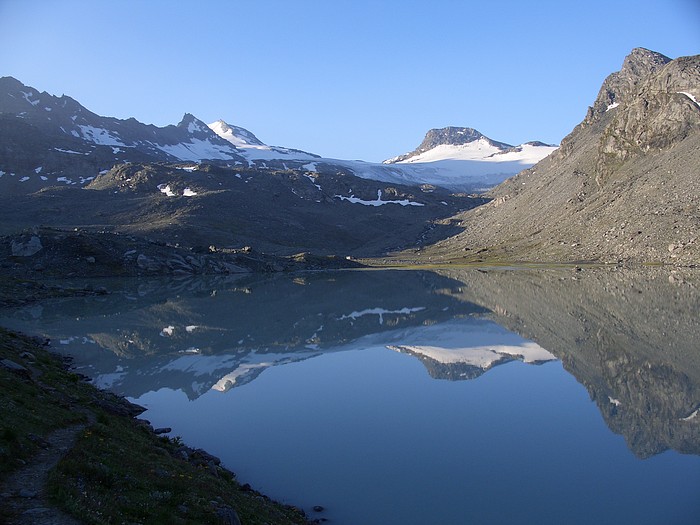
(0, 162), (484, 260)
(419, 48), (700, 265)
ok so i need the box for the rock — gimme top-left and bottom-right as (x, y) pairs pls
(136, 253), (164, 272)
(215, 506), (242, 525)
(18, 489), (38, 498)
(153, 427), (171, 435)
(194, 448), (221, 465)
(313, 505), (325, 512)
(0, 358), (31, 378)
(10, 235), (43, 256)
(85, 256), (96, 263)
(19, 351), (36, 361)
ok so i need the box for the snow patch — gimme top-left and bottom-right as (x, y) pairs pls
(335, 189), (424, 207)
(304, 174), (322, 191)
(339, 307), (426, 325)
(160, 326), (175, 337)
(158, 184), (176, 197)
(680, 408), (698, 422)
(20, 90), (40, 106)
(678, 91), (700, 108)
(34, 167), (43, 174)
(78, 125), (126, 146)
(606, 102), (620, 111)
(19, 177), (30, 182)
(158, 138), (237, 162)
(183, 187), (197, 197)
(54, 148), (89, 155)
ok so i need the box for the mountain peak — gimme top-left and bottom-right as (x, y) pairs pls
(208, 119), (264, 147)
(384, 126), (515, 164)
(588, 48), (672, 119)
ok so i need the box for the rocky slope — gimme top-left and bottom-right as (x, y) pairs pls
(0, 161), (484, 259)
(422, 48), (700, 265)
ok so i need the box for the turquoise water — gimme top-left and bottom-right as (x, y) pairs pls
(1, 268), (699, 524)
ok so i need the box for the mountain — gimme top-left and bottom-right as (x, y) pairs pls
(0, 76), (256, 193)
(0, 76), (491, 257)
(208, 118), (320, 164)
(385, 127), (522, 163)
(0, 76), (550, 196)
(422, 48), (700, 265)
(381, 126), (557, 190)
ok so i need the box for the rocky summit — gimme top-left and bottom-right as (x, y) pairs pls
(383, 127), (514, 164)
(421, 48), (700, 265)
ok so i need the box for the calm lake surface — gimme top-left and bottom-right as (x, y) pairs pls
(2, 267), (699, 524)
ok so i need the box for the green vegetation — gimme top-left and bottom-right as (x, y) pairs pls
(0, 327), (310, 524)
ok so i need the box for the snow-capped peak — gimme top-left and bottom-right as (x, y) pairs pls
(208, 119), (265, 147)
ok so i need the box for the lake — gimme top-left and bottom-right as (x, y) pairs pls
(1, 267), (699, 524)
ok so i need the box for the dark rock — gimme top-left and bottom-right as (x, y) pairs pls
(313, 505), (325, 512)
(0, 358), (31, 378)
(10, 235), (43, 256)
(153, 427), (171, 435)
(215, 506), (242, 525)
(194, 448), (221, 465)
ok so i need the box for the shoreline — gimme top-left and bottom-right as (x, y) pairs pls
(0, 326), (317, 524)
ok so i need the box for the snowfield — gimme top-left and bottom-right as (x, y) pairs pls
(209, 119), (556, 191)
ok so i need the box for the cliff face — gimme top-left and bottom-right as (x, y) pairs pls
(426, 49), (700, 265)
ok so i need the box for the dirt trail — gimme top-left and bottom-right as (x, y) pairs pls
(1, 422), (87, 525)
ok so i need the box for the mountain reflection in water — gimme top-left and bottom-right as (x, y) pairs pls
(1, 267), (699, 524)
(1, 267), (698, 459)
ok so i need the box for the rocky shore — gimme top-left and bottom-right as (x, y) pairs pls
(0, 326), (318, 524)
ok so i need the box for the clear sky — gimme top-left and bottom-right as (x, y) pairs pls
(0, 0), (698, 162)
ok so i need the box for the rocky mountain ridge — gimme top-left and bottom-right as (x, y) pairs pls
(422, 48), (700, 265)
(0, 76), (555, 195)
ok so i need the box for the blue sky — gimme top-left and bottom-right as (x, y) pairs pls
(1, 0), (698, 161)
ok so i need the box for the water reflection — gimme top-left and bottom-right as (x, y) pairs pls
(2, 267), (700, 523)
(1, 266), (699, 462)
(435, 266), (700, 459)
